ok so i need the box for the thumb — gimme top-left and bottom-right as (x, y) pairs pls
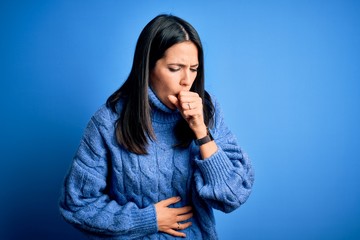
(168, 95), (180, 110)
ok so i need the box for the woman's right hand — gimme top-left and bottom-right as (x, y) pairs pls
(154, 196), (193, 238)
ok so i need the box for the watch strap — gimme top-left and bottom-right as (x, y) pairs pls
(195, 129), (214, 146)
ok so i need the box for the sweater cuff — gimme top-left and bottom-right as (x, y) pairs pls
(131, 204), (158, 235)
(195, 148), (234, 185)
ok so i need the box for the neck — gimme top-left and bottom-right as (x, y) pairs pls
(148, 86), (181, 124)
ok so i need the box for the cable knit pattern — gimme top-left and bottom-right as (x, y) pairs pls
(59, 88), (254, 239)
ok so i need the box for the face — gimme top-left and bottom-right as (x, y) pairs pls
(150, 41), (199, 110)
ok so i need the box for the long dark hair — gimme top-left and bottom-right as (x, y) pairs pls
(107, 14), (214, 154)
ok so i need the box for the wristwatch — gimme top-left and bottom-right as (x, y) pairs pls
(194, 128), (214, 146)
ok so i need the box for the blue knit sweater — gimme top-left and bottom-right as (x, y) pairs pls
(59, 88), (254, 239)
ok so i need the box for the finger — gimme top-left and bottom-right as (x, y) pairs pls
(177, 212), (194, 222)
(177, 221), (192, 230)
(179, 97), (202, 108)
(180, 102), (196, 110)
(179, 96), (201, 107)
(168, 95), (180, 110)
(178, 92), (199, 99)
(173, 205), (192, 215)
(158, 196), (181, 207)
(178, 90), (199, 98)
(172, 221), (190, 231)
(165, 229), (186, 238)
(181, 108), (204, 123)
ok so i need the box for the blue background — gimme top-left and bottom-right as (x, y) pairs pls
(1, 1), (359, 239)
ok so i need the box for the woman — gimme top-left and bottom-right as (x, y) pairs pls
(59, 14), (254, 239)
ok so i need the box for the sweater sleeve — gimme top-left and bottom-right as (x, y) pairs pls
(193, 98), (255, 213)
(59, 111), (158, 239)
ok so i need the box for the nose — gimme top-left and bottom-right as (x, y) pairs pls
(180, 69), (192, 87)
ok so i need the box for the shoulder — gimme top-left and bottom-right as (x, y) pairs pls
(205, 91), (227, 136)
(205, 91), (223, 120)
(91, 99), (124, 128)
(207, 91), (221, 110)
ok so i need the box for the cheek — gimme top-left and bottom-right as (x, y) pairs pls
(151, 70), (166, 87)
(191, 73), (198, 83)
(160, 71), (178, 85)
(153, 73), (172, 91)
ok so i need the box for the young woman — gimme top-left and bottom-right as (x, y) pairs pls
(59, 14), (254, 239)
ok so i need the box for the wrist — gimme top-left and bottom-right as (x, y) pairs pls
(193, 124), (208, 139)
(194, 127), (214, 146)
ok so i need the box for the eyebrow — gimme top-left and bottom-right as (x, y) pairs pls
(168, 63), (199, 67)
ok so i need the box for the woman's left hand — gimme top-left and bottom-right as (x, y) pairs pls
(168, 91), (207, 138)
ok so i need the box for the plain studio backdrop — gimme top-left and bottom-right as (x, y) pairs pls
(1, 1), (359, 239)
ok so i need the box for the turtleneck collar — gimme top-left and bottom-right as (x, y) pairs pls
(148, 86), (181, 123)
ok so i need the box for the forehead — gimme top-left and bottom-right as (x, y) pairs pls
(163, 41), (198, 63)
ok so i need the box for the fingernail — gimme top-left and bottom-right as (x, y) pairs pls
(176, 196), (181, 201)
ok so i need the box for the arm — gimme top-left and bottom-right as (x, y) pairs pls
(193, 99), (254, 213)
(59, 114), (158, 238)
(168, 91), (254, 213)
